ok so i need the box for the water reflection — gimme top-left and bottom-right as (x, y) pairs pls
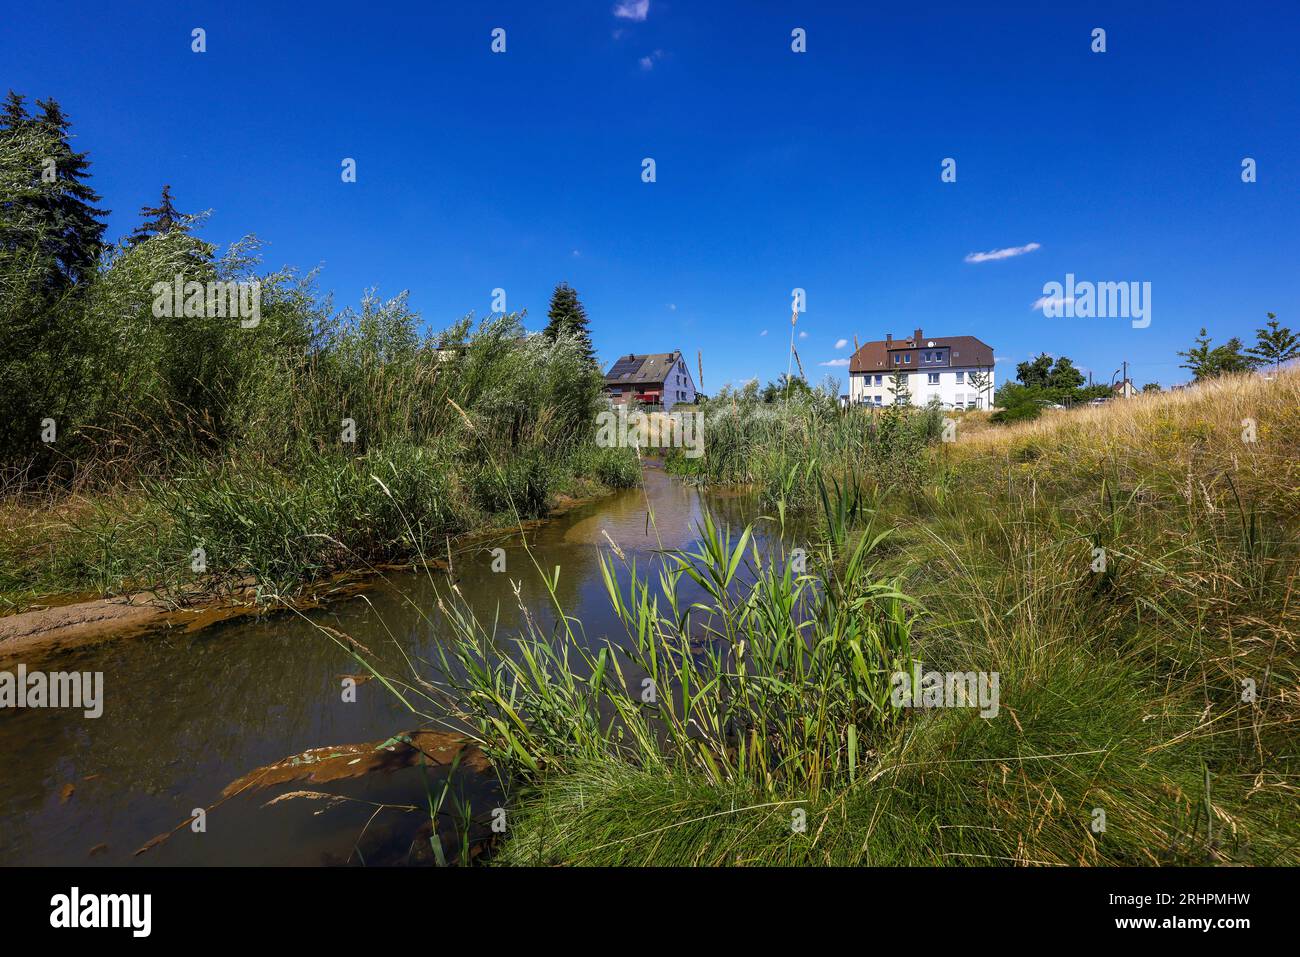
(0, 464), (772, 865)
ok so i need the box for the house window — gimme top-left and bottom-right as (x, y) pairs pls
(874, 374), (883, 386)
(874, 396), (882, 406)
(928, 373), (940, 385)
(904, 355), (911, 364)
(893, 355), (901, 365)
(955, 371), (964, 384)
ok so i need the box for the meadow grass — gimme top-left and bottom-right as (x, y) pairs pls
(1, 244), (642, 611)
(404, 369), (1299, 866)
(666, 393), (944, 509)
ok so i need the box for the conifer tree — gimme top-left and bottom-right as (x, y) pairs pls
(26, 97), (109, 287)
(543, 282), (596, 366)
(128, 184), (186, 245)
(1245, 313), (1299, 373)
(1, 89), (30, 129)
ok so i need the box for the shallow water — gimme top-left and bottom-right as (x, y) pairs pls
(0, 465), (773, 865)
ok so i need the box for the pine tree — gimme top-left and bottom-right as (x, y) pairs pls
(0, 90), (39, 259)
(28, 97), (109, 287)
(1178, 329), (1216, 381)
(1179, 328), (1252, 381)
(2, 89), (31, 129)
(543, 282), (595, 365)
(128, 184), (186, 245)
(1245, 313), (1299, 373)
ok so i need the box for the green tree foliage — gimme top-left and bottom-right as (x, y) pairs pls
(1245, 313), (1299, 373)
(994, 352), (1103, 415)
(128, 184), (186, 246)
(1, 93), (109, 460)
(0, 93), (109, 291)
(543, 282), (595, 367)
(1141, 382), (1161, 393)
(1015, 353), (1055, 388)
(1015, 353), (1084, 392)
(761, 373), (812, 403)
(887, 367), (911, 406)
(1046, 356), (1085, 391)
(1179, 328), (1254, 381)
(0, 99), (606, 484)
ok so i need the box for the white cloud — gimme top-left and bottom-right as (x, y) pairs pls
(798, 330), (808, 339)
(1031, 294), (1073, 312)
(639, 56), (654, 71)
(820, 358), (850, 367)
(613, 0), (649, 22)
(759, 329), (768, 336)
(994, 356), (1012, 364)
(834, 338), (848, 349)
(571, 249), (581, 257)
(667, 303), (676, 311)
(964, 242), (1041, 264)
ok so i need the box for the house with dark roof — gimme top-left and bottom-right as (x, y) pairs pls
(602, 350), (697, 411)
(848, 328), (995, 409)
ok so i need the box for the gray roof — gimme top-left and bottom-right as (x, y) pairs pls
(603, 352), (683, 386)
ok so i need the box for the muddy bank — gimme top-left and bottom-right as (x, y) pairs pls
(0, 576), (372, 664)
(0, 461), (768, 865)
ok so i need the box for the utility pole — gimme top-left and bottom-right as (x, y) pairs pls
(1121, 360), (1128, 397)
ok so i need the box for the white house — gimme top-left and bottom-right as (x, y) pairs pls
(848, 328), (995, 409)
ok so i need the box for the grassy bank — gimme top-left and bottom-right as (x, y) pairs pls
(664, 388), (944, 509)
(1, 439), (639, 611)
(1, 228), (640, 612)
(412, 370), (1298, 865)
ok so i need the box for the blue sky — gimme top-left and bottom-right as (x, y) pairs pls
(5, 1), (1297, 390)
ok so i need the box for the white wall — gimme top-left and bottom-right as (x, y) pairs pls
(849, 367), (995, 409)
(662, 356), (697, 411)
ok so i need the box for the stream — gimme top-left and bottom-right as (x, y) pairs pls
(0, 464), (777, 865)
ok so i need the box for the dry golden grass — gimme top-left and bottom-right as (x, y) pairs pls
(948, 369), (1300, 520)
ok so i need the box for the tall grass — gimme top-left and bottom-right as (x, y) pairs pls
(430, 509), (913, 795)
(372, 369), (1298, 866)
(1, 230), (641, 608)
(666, 391), (943, 508)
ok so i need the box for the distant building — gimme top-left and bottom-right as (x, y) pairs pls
(602, 350), (698, 411)
(1112, 378), (1138, 398)
(848, 328), (995, 408)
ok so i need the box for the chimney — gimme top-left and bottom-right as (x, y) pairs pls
(885, 333), (892, 346)
(913, 328), (923, 344)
